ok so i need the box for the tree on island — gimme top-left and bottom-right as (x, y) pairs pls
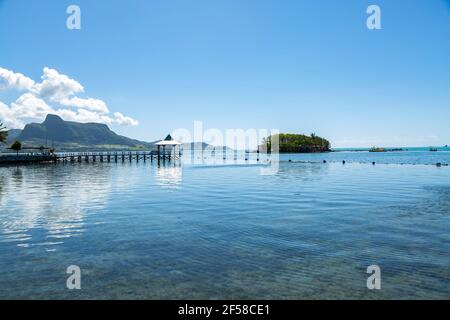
(310, 133), (318, 149)
(0, 121), (8, 144)
(10, 140), (22, 157)
(260, 133), (330, 153)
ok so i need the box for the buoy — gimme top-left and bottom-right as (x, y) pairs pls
(323, 160), (327, 163)
(342, 160), (346, 164)
(372, 161), (376, 165)
(289, 160), (292, 162)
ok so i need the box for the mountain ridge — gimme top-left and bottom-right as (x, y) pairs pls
(9, 114), (155, 151)
(2, 114), (233, 152)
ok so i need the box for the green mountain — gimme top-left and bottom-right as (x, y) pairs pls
(1, 114), (234, 152)
(12, 114), (154, 151)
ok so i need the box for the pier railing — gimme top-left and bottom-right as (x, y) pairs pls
(55, 151), (180, 163)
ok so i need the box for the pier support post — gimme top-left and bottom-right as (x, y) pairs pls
(163, 146), (166, 163)
(157, 145), (161, 166)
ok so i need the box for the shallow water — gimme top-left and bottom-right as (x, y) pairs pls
(0, 152), (449, 299)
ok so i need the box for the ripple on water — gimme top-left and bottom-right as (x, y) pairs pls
(0, 160), (449, 299)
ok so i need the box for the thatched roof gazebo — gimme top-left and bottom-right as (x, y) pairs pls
(155, 134), (182, 163)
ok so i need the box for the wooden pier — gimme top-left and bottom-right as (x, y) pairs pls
(0, 154), (57, 165)
(56, 151), (180, 164)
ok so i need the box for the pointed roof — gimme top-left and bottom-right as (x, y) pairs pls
(156, 134), (181, 146)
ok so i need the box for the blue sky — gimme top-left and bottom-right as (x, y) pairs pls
(1, 0), (449, 147)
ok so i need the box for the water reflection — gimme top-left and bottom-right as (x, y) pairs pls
(155, 165), (182, 189)
(0, 160), (449, 299)
(274, 161), (330, 183)
(0, 174), (5, 206)
(0, 164), (113, 250)
(11, 168), (23, 186)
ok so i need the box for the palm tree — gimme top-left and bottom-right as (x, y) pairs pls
(0, 121), (8, 144)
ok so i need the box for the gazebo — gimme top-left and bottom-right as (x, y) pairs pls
(155, 134), (182, 162)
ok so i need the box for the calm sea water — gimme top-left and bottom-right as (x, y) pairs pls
(0, 151), (449, 299)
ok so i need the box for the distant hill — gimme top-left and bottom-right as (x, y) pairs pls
(182, 142), (235, 153)
(5, 129), (22, 145)
(8, 114), (155, 151)
(0, 114), (233, 152)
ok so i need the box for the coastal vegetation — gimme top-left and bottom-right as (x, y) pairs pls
(10, 141), (22, 156)
(261, 133), (331, 153)
(0, 121), (7, 144)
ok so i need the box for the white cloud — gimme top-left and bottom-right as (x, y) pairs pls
(114, 112), (139, 126)
(0, 66), (139, 129)
(56, 108), (113, 125)
(33, 67), (84, 103)
(0, 101), (24, 128)
(60, 96), (109, 114)
(0, 67), (35, 91)
(10, 93), (54, 120)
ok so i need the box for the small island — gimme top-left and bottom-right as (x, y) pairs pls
(260, 133), (331, 153)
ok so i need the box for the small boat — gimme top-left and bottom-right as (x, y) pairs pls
(369, 147), (386, 153)
(430, 147), (438, 152)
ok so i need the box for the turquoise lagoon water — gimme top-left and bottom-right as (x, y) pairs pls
(0, 151), (449, 299)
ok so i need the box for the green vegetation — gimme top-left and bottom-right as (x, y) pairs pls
(261, 133), (330, 153)
(10, 140), (22, 156)
(0, 121), (8, 144)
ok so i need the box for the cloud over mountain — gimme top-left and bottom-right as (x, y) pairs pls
(0, 67), (139, 129)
